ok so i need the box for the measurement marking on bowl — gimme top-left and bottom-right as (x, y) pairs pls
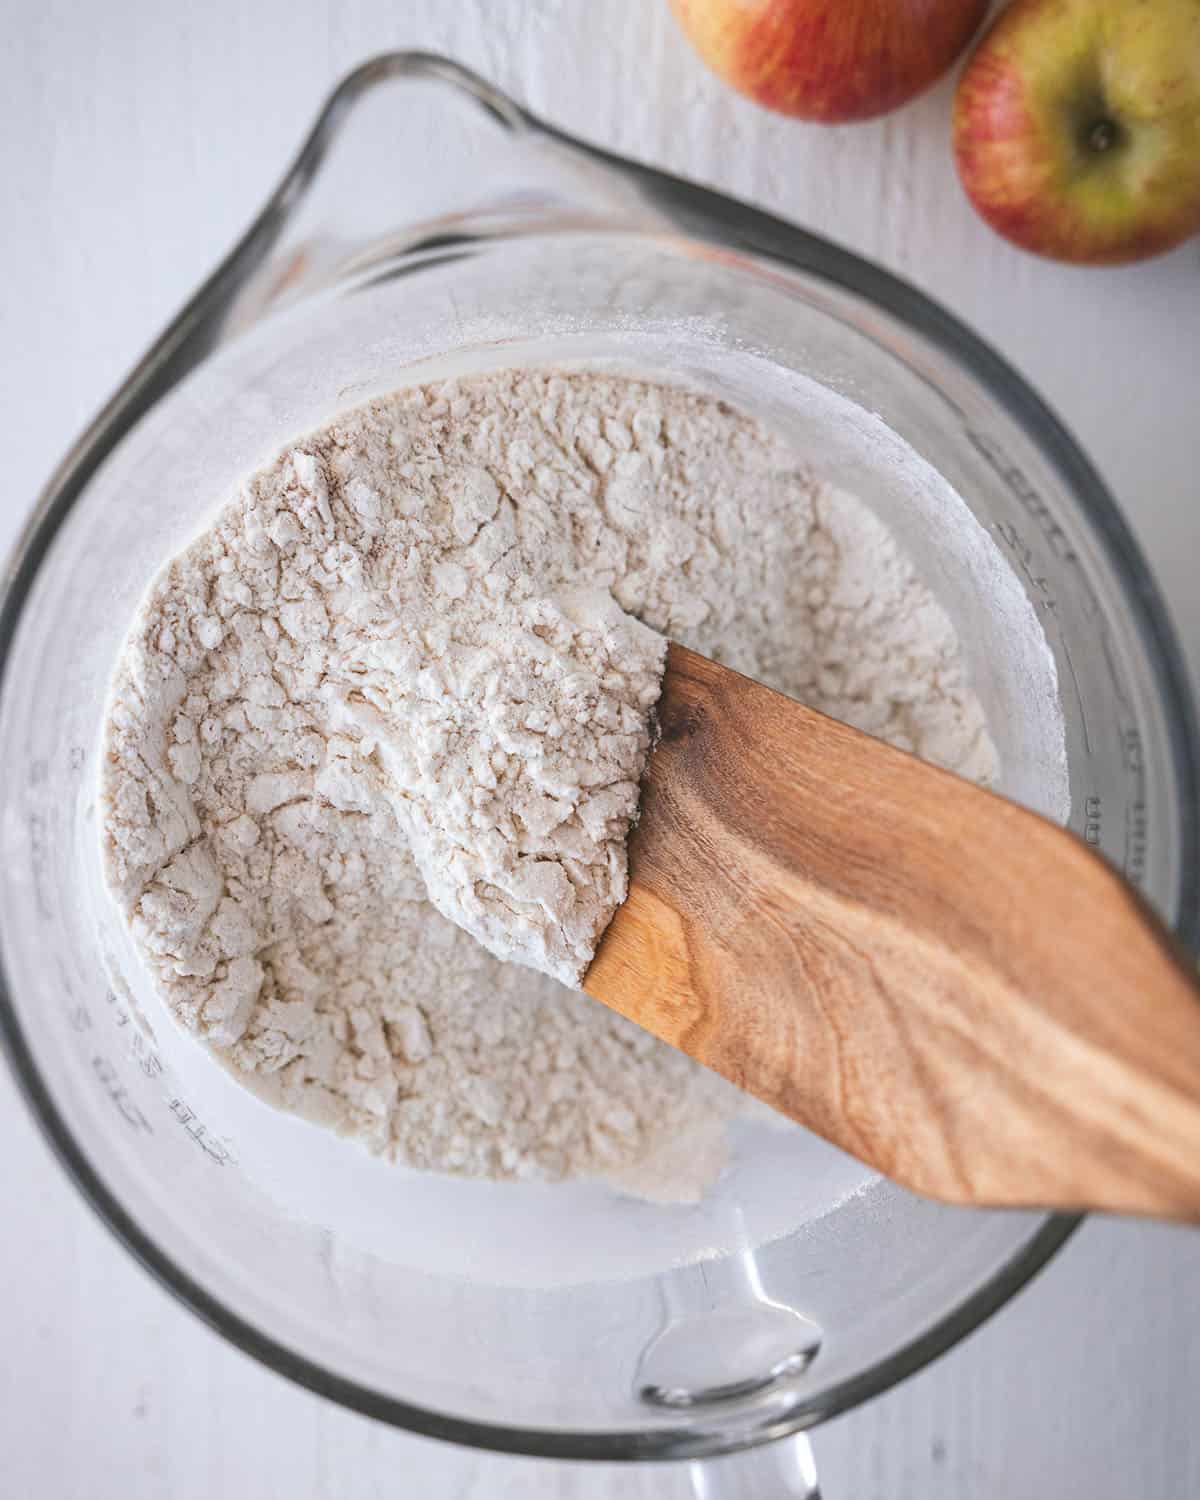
(125, 1029), (162, 1080)
(168, 1097), (233, 1165)
(974, 435), (1156, 800)
(992, 521), (1061, 615)
(25, 811), (53, 922)
(91, 1056), (152, 1135)
(991, 519), (1093, 755)
(1084, 795), (1102, 847)
(968, 432), (1079, 566)
(1123, 728), (1148, 886)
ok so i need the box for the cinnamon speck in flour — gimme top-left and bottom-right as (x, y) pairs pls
(100, 370), (996, 1199)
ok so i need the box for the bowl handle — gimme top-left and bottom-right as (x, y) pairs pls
(689, 1435), (823, 1498)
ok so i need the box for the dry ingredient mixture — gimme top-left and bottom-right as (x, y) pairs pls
(101, 370), (996, 1200)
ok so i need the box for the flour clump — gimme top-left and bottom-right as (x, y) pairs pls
(100, 370), (996, 1198)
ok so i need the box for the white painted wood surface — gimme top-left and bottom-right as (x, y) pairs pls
(2, 3), (1198, 1496)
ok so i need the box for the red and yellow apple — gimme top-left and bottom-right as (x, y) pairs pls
(954, 0), (1200, 264)
(668, 0), (988, 123)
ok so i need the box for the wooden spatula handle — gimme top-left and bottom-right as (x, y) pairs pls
(584, 644), (1200, 1221)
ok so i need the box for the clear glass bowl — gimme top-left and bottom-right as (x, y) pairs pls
(2, 53), (1197, 1488)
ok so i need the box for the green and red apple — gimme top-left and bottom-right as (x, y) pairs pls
(954, 0), (1200, 264)
(669, 0), (988, 123)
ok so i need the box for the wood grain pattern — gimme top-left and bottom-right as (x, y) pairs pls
(585, 643), (1200, 1221)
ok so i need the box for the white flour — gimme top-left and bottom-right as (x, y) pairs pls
(101, 370), (996, 1198)
(328, 579), (665, 988)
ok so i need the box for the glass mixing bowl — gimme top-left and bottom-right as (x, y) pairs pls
(2, 53), (1197, 1494)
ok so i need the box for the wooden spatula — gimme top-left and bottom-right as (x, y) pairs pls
(583, 644), (1200, 1222)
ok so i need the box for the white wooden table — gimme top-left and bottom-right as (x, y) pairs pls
(2, 4), (1198, 1496)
